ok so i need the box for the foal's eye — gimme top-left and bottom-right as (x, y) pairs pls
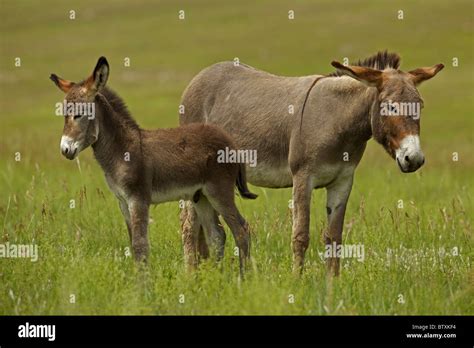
(73, 115), (82, 120)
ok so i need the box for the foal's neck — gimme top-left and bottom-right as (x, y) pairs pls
(92, 93), (142, 173)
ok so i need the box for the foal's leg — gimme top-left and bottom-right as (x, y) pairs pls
(181, 201), (219, 268)
(192, 194), (226, 261)
(205, 185), (250, 275)
(220, 208), (250, 276)
(127, 198), (150, 263)
(207, 212), (226, 259)
(118, 199), (132, 243)
(291, 173), (313, 274)
(325, 172), (354, 276)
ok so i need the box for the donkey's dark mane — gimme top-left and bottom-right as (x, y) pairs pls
(328, 51), (401, 77)
(300, 51), (401, 130)
(99, 87), (140, 130)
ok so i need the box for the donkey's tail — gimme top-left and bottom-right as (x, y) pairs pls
(236, 163), (258, 199)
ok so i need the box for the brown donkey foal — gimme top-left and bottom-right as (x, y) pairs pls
(50, 57), (256, 273)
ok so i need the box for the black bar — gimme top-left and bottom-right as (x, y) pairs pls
(0, 315), (472, 346)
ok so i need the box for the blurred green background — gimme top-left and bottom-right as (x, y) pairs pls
(0, 0), (472, 315)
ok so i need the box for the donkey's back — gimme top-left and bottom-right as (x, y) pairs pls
(180, 61), (321, 127)
(180, 62), (324, 188)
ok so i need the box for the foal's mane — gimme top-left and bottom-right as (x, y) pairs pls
(98, 87), (140, 130)
(328, 50), (401, 77)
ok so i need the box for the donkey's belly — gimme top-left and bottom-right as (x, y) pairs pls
(246, 163), (293, 188)
(311, 163), (356, 189)
(151, 185), (202, 204)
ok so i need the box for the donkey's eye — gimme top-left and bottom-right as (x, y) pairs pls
(73, 115), (82, 120)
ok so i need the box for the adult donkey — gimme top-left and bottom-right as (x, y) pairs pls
(50, 57), (256, 274)
(179, 51), (443, 275)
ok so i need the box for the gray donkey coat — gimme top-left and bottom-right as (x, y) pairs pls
(179, 52), (443, 275)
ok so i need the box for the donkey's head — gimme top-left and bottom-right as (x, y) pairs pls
(331, 53), (443, 173)
(50, 57), (109, 160)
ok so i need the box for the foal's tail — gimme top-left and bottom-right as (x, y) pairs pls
(236, 164), (258, 199)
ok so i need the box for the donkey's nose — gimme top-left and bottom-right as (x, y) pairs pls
(60, 136), (77, 160)
(61, 145), (76, 160)
(395, 135), (424, 173)
(404, 152), (425, 171)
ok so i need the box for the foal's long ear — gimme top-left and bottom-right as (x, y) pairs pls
(50, 74), (74, 93)
(408, 64), (444, 85)
(331, 61), (383, 88)
(85, 56), (109, 91)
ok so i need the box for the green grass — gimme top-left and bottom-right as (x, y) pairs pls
(0, 0), (472, 315)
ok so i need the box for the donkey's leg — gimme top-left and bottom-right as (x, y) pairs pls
(220, 208), (250, 276)
(180, 201), (207, 269)
(192, 194), (226, 261)
(127, 198), (150, 263)
(197, 227), (210, 259)
(291, 173), (313, 274)
(118, 199), (132, 243)
(325, 172), (354, 276)
(205, 185), (250, 275)
(209, 212), (226, 259)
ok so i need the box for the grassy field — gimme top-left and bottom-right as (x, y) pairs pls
(0, 0), (472, 315)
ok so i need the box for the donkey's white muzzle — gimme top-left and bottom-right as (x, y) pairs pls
(60, 135), (79, 160)
(395, 135), (425, 173)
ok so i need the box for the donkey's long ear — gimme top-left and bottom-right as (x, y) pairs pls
(85, 56), (109, 91)
(331, 61), (383, 88)
(50, 74), (74, 93)
(408, 64), (444, 85)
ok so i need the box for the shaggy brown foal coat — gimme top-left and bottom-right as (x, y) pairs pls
(51, 57), (256, 273)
